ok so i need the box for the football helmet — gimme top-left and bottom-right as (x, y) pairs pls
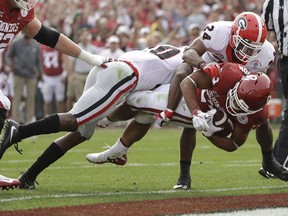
(230, 12), (267, 62)
(13, 0), (38, 11)
(226, 72), (272, 116)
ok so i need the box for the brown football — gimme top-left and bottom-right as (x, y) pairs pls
(212, 109), (233, 137)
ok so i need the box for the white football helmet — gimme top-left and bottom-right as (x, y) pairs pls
(13, 0), (38, 11)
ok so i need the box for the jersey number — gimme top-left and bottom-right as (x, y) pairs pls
(202, 25), (214, 40)
(0, 33), (15, 49)
(149, 45), (180, 60)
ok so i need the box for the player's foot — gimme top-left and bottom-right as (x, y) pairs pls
(18, 173), (38, 189)
(173, 175), (191, 190)
(0, 175), (21, 190)
(86, 145), (127, 166)
(258, 167), (277, 179)
(0, 120), (22, 159)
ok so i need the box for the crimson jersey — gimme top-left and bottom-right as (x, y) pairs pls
(198, 63), (268, 130)
(40, 45), (63, 76)
(0, 0), (35, 50)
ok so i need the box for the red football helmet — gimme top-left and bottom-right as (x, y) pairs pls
(13, 0), (38, 11)
(226, 72), (273, 116)
(230, 12), (267, 62)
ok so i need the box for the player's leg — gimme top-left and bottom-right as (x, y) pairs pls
(173, 128), (196, 190)
(18, 131), (85, 189)
(86, 119), (152, 165)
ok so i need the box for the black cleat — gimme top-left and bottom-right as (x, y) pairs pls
(258, 167), (277, 179)
(18, 173), (38, 190)
(0, 120), (22, 159)
(173, 175), (191, 190)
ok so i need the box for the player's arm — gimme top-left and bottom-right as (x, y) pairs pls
(205, 124), (249, 152)
(155, 62), (192, 126)
(182, 37), (206, 68)
(180, 70), (213, 131)
(23, 17), (107, 67)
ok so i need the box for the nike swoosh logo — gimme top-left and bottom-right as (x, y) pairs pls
(10, 125), (17, 142)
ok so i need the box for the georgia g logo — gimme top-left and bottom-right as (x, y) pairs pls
(238, 18), (247, 30)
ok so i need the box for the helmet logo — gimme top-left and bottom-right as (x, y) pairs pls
(238, 18), (247, 30)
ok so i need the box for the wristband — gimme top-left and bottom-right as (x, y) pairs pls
(164, 108), (174, 119)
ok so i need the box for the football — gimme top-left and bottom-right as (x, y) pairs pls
(212, 109), (233, 137)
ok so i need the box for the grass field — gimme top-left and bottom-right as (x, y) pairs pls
(0, 125), (287, 212)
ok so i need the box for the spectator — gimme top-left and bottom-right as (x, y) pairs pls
(40, 44), (69, 115)
(66, 28), (98, 110)
(99, 35), (125, 59)
(5, 34), (42, 124)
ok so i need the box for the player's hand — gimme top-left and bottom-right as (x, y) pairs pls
(202, 109), (223, 137)
(155, 108), (174, 127)
(100, 57), (117, 68)
(199, 62), (221, 78)
(192, 109), (210, 131)
(97, 117), (112, 128)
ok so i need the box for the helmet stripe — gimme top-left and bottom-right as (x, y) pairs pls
(255, 14), (263, 43)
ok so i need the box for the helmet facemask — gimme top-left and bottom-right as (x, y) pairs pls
(232, 34), (262, 62)
(226, 81), (263, 116)
(14, 0), (38, 11)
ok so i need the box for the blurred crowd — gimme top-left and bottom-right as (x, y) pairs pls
(0, 0), (281, 124)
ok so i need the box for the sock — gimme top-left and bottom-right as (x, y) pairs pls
(19, 114), (60, 139)
(180, 160), (191, 177)
(24, 142), (64, 181)
(262, 151), (273, 162)
(117, 138), (129, 153)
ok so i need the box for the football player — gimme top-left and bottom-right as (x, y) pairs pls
(87, 63), (288, 186)
(156, 11), (277, 189)
(0, 45), (192, 189)
(0, 0), (109, 190)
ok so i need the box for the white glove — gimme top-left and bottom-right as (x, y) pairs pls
(97, 117), (112, 128)
(192, 109), (210, 131)
(78, 49), (115, 67)
(155, 109), (174, 127)
(202, 109), (223, 137)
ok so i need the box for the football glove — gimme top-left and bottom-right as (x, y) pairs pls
(97, 117), (112, 128)
(155, 108), (174, 127)
(199, 62), (221, 78)
(202, 109), (223, 137)
(192, 109), (210, 131)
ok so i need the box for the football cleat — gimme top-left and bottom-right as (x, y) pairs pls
(0, 175), (21, 190)
(258, 167), (277, 179)
(86, 145), (127, 166)
(18, 173), (38, 190)
(173, 175), (191, 190)
(0, 120), (22, 159)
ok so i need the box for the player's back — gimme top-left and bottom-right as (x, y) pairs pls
(119, 45), (185, 91)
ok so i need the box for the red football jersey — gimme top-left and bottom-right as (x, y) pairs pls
(198, 63), (268, 130)
(0, 0), (35, 49)
(40, 45), (63, 76)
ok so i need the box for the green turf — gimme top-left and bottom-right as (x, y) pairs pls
(0, 125), (287, 211)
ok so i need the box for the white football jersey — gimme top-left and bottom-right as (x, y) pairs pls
(201, 21), (275, 73)
(118, 45), (186, 91)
